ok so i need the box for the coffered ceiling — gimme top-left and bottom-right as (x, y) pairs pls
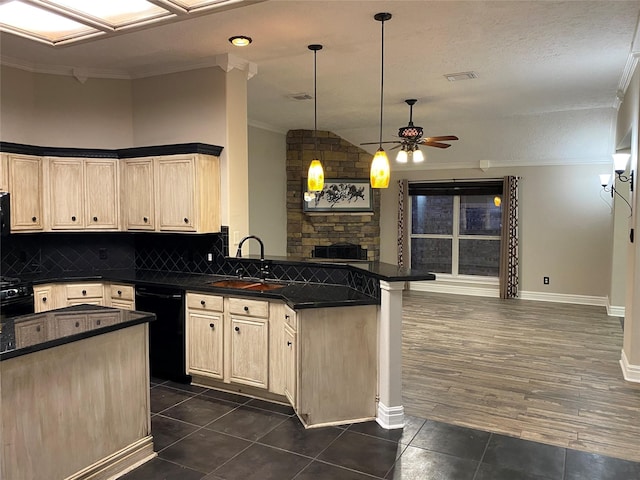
(1, 1), (639, 167)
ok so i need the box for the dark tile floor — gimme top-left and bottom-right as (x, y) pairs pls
(120, 378), (640, 480)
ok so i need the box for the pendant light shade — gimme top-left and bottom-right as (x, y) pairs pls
(307, 159), (324, 191)
(370, 12), (392, 189)
(371, 148), (390, 188)
(412, 147), (424, 163)
(396, 147), (408, 164)
(307, 44), (324, 193)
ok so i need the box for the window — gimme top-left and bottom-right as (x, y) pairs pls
(409, 181), (502, 278)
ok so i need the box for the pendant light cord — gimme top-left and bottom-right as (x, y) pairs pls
(314, 47), (318, 152)
(379, 17), (384, 146)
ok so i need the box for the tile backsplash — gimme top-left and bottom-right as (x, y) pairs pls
(0, 227), (378, 299)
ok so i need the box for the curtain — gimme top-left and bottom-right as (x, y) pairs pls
(397, 179), (409, 267)
(499, 176), (519, 299)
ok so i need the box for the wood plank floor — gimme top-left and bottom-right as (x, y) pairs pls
(401, 291), (640, 462)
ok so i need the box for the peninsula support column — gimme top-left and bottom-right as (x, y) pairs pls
(377, 280), (405, 429)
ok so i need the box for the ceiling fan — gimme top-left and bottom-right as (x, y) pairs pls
(362, 99), (458, 162)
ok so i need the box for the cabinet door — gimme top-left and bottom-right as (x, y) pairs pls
(187, 311), (224, 379)
(48, 158), (84, 229)
(283, 323), (297, 408)
(34, 285), (54, 313)
(122, 158), (155, 230)
(0, 153), (8, 191)
(52, 314), (87, 338)
(8, 155), (43, 231)
(229, 315), (268, 389)
(15, 317), (47, 347)
(85, 159), (119, 229)
(156, 155), (196, 231)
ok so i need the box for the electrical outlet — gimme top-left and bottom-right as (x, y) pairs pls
(99, 248), (108, 260)
(207, 253), (213, 262)
(543, 276), (549, 285)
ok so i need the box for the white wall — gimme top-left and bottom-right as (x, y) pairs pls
(379, 163), (613, 299)
(248, 125), (287, 256)
(131, 67), (226, 147)
(0, 65), (133, 148)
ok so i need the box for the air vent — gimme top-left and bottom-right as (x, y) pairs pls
(444, 71), (479, 82)
(288, 93), (313, 100)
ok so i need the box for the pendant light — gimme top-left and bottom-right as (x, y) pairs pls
(307, 44), (324, 193)
(370, 12), (392, 189)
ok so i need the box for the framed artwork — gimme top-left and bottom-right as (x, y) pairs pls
(303, 178), (373, 212)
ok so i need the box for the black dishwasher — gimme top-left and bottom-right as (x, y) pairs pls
(135, 285), (190, 383)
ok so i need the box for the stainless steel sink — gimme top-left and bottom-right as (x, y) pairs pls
(207, 279), (288, 292)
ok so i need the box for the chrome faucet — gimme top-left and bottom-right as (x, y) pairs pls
(235, 235), (269, 280)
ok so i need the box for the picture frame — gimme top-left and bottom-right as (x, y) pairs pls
(303, 178), (373, 212)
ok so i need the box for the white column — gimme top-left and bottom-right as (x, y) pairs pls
(377, 280), (405, 429)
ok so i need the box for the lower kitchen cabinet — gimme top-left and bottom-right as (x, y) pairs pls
(283, 322), (297, 408)
(185, 293), (224, 379)
(228, 315), (268, 389)
(108, 283), (135, 310)
(33, 285), (54, 313)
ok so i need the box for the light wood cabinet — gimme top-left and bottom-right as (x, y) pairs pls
(15, 316), (48, 347)
(108, 283), (135, 310)
(7, 154), (43, 231)
(156, 154), (220, 233)
(51, 313), (88, 338)
(185, 293), (224, 379)
(47, 157), (119, 231)
(0, 154), (8, 191)
(121, 158), (155, 230)
(228, 314), (269, 389)
(283, 322), (297, 408)
(33, 284), (56, 313)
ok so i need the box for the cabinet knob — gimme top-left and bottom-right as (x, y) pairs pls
(36, 326), (41, 332)
(287, 341), (292, 346)
(209, 323), (215, 329)
(42, 297), (47, 303)
(93, 216), (98, 222)
(82, 290), (87, 295)
(143, 217), (148, 223)
(243, 306), (249, 312)
(285, 314), (290, 320)
(117, 290), (122, 295)
(183, 217), (189, 223)
(97, 320), (101, 325)
(32, 216), (37, 222)
(201, 300), (206, 306)
(75, 322), (80, 327)
(235, 326), (240, 332)
(71, 216), (76, 221)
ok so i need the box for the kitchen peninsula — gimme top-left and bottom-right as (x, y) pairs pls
(0, 305), (156, 480)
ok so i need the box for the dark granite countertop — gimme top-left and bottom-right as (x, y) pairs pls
(0, 304), (155, 361)
(21, 270), (378, 309)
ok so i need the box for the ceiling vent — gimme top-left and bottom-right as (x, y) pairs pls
(444, 71), (479, 82)
(288, 93), (313, 101)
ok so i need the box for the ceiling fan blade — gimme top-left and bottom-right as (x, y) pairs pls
(360, 141), (402, 146)
(422, 141), (452, 149)
(390, 144), (402, 151)
(424, 135), (459, 142)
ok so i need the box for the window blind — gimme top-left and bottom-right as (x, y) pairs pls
(408, 180), (503, 196)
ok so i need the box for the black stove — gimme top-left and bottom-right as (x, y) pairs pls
(0, 276), (33, 306)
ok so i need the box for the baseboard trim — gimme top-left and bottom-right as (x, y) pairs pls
(376, 402), (405, 430)
(519, 291), (606, 306)
(66, 436), (156, 480)
(606, 297), (625, 317)
(620, 350), (640, 383)
(410, 281), (499, 298)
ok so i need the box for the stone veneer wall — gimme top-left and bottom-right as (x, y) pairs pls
(286, 129), (380, 260)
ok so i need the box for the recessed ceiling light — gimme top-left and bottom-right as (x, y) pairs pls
(229, 35), (252, 46)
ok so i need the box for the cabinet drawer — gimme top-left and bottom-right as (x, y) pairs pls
(65, 283), (103, 299)
(228, 297), (269, 318)
(284, 306), (297, 330)
(110, 284), (134, 301)
(187, 293), (224, 312)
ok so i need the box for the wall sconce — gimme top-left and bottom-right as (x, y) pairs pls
(613, 153), (634, 191)
(600, 172), (632, 215)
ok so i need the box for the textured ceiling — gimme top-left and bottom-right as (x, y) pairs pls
(1, 0), (639, 166)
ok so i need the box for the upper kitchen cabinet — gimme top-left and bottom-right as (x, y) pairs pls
(7, 154), (44, 231)
(121, 158), (155, 230)
(0, 154), (8, 191)
(155, 154), (221, 233)
(47, 158), (119, 231)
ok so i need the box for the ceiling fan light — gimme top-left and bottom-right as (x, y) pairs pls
(307, 159), (324, 192)
(396, 148), (408, 163)
(412, 148), (424, 163)
(371, 148), (390, 188)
